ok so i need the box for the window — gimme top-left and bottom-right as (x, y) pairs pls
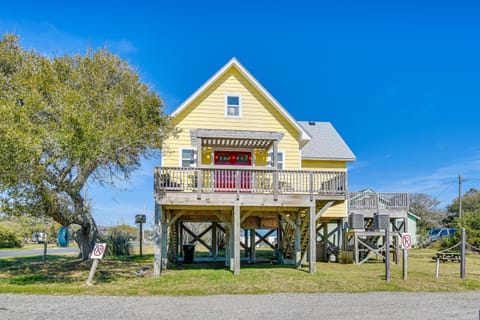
(268, 151), (284, 169)
(225, 95), (241, 118)
(181, 148), (195, 167)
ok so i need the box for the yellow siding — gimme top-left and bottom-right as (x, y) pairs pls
(163, 67), (301, 168)
(301, 160), (347, 171)
(323, 201), (347, 218)
(201, 147), (212, 165)
(254, 149), (268, 166)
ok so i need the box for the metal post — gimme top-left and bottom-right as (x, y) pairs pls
(402, 248), (408, 280)
(435, 258), (440, 278)
(139, 222), (143, 257)
(43, 240), (47, 263)
(459, 175), (462, 220)
(461, 227), (466, 279)
(86, 259), (99, 286)
(385, 227), (391, 282)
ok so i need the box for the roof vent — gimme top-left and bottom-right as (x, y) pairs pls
(308, 121), (316, 125)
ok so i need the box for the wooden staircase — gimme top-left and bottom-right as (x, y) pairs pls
(280, 209), (309, 262)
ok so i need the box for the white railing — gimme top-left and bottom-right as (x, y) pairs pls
(348, 192), (408, 209)
(154, 167), (346, 197)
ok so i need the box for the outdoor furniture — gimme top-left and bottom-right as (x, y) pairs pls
(432, 252), (461, 262)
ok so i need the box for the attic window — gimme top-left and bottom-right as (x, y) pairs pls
(225, 94), (241, 118)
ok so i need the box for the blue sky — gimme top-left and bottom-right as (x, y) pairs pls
(2, 1), (480, 226)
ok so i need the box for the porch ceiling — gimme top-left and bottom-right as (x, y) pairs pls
(190, 129), (284, 149)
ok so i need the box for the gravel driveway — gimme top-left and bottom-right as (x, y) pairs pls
(1, 292), (479, 320)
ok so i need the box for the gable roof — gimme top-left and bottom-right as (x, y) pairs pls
(408, 211), (421, 221)
(171, 57), (312, 143)
(298, 121), (356, 161)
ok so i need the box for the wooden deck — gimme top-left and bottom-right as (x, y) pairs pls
(348, 191), (409, 218)
(152, 167), (411, 276)
(154, 167), (346, 205)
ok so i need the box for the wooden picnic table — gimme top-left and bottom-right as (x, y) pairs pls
(432, 252), (461, 262)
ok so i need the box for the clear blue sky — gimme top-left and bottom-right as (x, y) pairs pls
(2, 1), (479, 226)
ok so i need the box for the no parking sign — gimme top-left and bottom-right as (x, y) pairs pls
(401, 233), (412, 250)
(91, 243), (106, 259)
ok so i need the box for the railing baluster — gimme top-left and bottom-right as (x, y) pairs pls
(154, 167), (352, 198)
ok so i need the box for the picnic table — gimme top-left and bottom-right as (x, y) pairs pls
(432, 252), (461, 262)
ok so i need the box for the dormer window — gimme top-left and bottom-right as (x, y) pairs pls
(225, 94), (241, 118)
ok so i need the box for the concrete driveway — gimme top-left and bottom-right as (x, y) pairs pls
(0, 292), (479, 320)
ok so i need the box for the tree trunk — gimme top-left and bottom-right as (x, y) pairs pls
(76, 212), (99, 260)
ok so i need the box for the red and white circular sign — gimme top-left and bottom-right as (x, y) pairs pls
(401, 233), (412, 250)
(91, 243), (106, 259)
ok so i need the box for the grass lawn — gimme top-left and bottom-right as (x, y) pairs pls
(1, 248), (480, 295)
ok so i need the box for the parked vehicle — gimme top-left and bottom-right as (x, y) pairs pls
(426, 228), (457, 244)
(32, 231), (48, 244)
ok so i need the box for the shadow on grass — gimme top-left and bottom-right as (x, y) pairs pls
(170, 259), (296, 272)
(0, 254), (156, 285)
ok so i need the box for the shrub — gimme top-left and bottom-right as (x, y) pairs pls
(0, 226), (22, 248)
(105, 229), (130, 256)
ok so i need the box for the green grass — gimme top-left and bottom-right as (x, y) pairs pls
(1, 248), (480, 295)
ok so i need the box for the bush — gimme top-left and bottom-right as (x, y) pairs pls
(105, 229), (130, 256)
(0, 226), (22, 248)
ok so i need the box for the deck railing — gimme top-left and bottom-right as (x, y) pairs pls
(348, 192), (408, 209)
(154, 167), (346, 197)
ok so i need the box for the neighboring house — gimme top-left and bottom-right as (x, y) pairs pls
(407, 211), (421, 246)
(153, 58), (357, 275)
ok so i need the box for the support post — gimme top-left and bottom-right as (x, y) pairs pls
(354, 234), (359, 264)
(385, 227), (391, 282)
(402, 217), (408, 280)
(212, 222), (217, 261)
(250, 228), (256, 263)
(161, 214), (168, 271)
(295, 213), (301, 268)
(323, 223), (328, 262)
(461, 227), (466, 279)
(435, 258), (440, 278)
(225, 224), (231, 268)
(272, 140), (279, 201)
(179, 221), (184, 258)
(154, 203), (162, 277)
(309, 204), (316, 273)
(177, 221), (182, 258)
(233, 204), (241, 275)
(244, 229), (249, 257)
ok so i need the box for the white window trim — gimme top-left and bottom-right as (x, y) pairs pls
(268, 150), (285, 170)
(224, 93), (242, 118)
(179, 147), (196, 167)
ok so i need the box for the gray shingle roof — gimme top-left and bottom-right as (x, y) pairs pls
(298, 121), (356, 161)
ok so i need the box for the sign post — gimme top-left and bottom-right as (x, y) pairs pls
(135, 214), (146, 257)
(401, 233), (412, 280)
(85, 243), (106, 286)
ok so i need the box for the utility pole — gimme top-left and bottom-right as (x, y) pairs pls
(459, 174), (466, 278)
(458, 175), (462, 220)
